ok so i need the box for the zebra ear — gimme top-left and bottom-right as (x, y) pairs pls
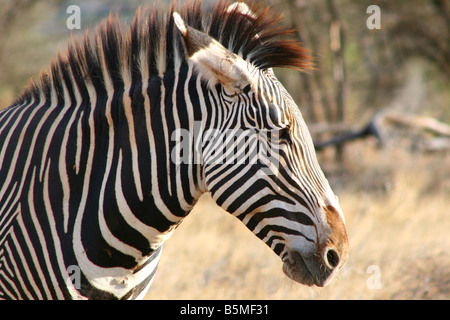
(173, 12), (251, 93)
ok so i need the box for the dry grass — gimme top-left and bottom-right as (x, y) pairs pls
(145, 144), (450, 300)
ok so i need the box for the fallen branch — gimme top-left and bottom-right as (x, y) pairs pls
(313, 114), (386, 151)
(312, 112), (450, 152)
(419, 137), (450, 152)
(383, 112), (450, 137)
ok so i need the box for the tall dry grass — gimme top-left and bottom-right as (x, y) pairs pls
(145, 144), (450, 300)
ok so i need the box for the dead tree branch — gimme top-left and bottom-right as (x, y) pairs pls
(313, 115), (386, 151)
(383, 112), (450, 137)
(313, 112), (450, 152)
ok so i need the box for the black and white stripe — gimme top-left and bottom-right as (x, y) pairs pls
(0, 0), (348, 299)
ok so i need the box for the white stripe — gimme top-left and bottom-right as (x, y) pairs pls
(0, 242), (24, 299)
(195, 76), (208, 192)
(75, 110), (84, 175)
(144, 79), (181, 223)
(0, 100), (28, 135)
(122, 72), (144, 201)
(27, 166), (65, 299)
(0, 96), (46, 203)
(172, 64), (193, 211)
(39, 77), (66, 181)
(59, 108), (79, 233)
(133, 247), (162, 300)
(8, 232), (35, 299)
(16, 215), (48, 299)
(0, 183), (18, 233)
(161, 80), (172, 196)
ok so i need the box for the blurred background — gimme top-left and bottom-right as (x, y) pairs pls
(0, 0), (448, 299)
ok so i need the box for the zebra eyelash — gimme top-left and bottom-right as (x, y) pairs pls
(279, 127), (292, 145)
(264, 126), (292, 145)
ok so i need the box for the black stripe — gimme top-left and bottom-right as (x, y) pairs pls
(245, 208), (314, 232)
(255, 225), (314, 244)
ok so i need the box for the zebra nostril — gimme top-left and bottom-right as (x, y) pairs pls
(324, 248), (340, 270)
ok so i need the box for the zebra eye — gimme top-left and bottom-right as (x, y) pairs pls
(265, 127), (291, 145)
(279, 127), (292, 144)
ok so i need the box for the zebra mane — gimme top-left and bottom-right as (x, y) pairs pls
(16, 0), (312, 104)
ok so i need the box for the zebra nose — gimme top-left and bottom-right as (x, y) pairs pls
(324, 247), (340, 270)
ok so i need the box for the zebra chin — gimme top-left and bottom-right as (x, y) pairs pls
(282, 250), (338, 287)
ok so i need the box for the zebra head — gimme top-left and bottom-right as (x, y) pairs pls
(174, 4), (348, 288)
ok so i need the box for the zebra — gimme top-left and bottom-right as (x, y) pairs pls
(0, 0), (348, 300)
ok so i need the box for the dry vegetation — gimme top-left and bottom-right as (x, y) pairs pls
(145, 145), (450, 300)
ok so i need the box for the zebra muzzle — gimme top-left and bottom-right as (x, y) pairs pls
(282, 248), (341, 287)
